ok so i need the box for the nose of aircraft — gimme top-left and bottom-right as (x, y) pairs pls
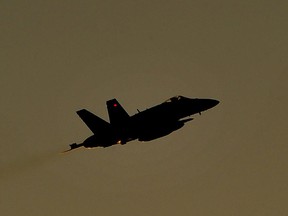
(197, 98), (219, 111)
(208, 99), (220, 107)
(205, 99), (219, 109)
(175, 97), (219, 118)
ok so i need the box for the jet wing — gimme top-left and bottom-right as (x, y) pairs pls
(76, 109), (111, 134)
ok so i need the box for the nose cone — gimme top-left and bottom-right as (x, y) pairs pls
(208, 99), (220, 108)
(203, 99), (219, 110)
(192, 98), (219, 112)
(177, 97), (219, 117)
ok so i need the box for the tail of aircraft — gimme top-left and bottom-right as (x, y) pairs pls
(76, 109), (111, 134)
(106, 99), (130, 125)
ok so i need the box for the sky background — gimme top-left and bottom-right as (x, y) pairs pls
(1, 0), (288, 215)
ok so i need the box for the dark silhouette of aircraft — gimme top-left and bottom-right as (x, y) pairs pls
(66, 96), (219, 152)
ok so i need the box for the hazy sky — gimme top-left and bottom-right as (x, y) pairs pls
(1, 0), (288, 215)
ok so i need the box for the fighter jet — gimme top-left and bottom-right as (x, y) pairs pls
(66, 96), (219, 151)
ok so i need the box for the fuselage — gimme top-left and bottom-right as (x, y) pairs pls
(79, 96), (219, 148)
(118, 96), (218, 142)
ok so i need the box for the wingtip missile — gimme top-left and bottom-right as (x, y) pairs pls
(70, 143), (81, 149)
(61, 143), (83, 154)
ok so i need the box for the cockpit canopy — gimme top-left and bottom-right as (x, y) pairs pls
(164, 95), (184, 103)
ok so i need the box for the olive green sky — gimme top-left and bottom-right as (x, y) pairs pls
(1, 0), (287, 215)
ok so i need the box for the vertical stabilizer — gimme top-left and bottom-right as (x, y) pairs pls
(106, 99), (130, 125)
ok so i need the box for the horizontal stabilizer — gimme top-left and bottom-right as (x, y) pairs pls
(76, 109), (111, 134)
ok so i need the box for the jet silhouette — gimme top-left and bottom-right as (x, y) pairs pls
(67, 96), (219, 151)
